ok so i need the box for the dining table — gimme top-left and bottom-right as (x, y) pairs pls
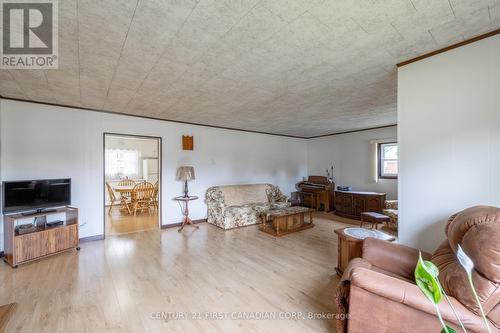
(113, 185), (135, 195)
(113, 185), (135, 215)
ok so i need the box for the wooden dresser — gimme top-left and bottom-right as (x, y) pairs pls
(334, 190), (386, 220)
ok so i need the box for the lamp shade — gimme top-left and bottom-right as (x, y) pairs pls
(176, 166), (195, 181)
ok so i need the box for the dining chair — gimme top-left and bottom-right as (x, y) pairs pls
(105, 182), (120, 215)
(118, 178), (136, 201)
(130, 182), (155, 216)
(152, 181), (159, 209)
(118, 178), (136, 186)
(106, 182), (131, 215)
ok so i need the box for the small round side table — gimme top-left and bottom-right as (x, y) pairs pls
(173, 196), (199, 232)
(334, 227), (395, 276)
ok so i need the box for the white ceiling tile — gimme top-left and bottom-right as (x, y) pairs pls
(449, 0), (500, 17)
(1, 0), (496, 137)
(491, 3), (500, 23)
(232, 4), (287, 42)
(261, 0), (324, 23)
(430, 8), (491, 45)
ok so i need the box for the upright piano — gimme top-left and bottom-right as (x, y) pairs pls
(295, 176), (335, 212)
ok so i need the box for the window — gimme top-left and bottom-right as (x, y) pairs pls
(105, 149), (140, 179)
(378, 142), (398, 179)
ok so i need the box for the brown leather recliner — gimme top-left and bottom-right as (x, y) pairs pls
(335, 206), (500, 333)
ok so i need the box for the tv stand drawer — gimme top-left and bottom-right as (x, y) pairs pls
(14, 224), (78, 264)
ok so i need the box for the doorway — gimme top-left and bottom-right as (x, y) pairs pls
(103, 133), (161, 236)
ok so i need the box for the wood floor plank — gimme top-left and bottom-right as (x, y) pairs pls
(105, 209), (159, 236)
(0, 213), (349, 332)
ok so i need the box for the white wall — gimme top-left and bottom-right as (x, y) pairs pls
(0, 99), (307, 248)
(398, 34), (500, 252)
(307, 126), (398, 199)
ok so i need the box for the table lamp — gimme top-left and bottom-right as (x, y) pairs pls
(176, 166), (195, 198)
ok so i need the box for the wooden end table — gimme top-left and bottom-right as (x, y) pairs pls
(334, 227), (395, 276)
(173, 196), (199, 232)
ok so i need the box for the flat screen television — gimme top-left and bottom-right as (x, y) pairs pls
(2, 179), (71, 214)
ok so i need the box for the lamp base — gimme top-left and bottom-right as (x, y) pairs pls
(183, 180), (189, 198)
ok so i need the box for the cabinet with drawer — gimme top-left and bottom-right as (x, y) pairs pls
(334, 191), (386, 220)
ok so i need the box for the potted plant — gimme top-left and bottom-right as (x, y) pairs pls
(414, 245), (492, 333)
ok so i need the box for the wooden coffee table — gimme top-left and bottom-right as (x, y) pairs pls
(260, 206), (314, 237)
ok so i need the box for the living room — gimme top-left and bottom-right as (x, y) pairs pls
(0, 1), (499, 332)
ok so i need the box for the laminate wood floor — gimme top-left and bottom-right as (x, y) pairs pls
(0, 213), (349, 332)
(105, 208), (159, 236)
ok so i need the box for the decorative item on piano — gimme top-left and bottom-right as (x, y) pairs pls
(326, 165), (334, 183)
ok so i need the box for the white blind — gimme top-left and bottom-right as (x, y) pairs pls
(105, 149), (140, 179)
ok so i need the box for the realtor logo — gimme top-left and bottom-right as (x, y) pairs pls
(1, 0), (58, 68)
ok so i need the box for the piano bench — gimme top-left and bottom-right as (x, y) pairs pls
(360, 212), (390, 230)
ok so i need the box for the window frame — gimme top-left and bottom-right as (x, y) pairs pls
(378, 142), (398, 179)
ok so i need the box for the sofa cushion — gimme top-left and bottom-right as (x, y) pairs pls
(223, 205), (256, 228)
(219, 184), (269, 206)
(247, 203), (271, 213)
(385, 200), (398, 210)
(271, 202), (290, 209)
(382, 209), (398, 219)
(432, 206), (500, 317)
(433, 240), (500, 317)
(445, 206), (500, 283)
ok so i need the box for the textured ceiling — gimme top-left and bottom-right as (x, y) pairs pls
(1, 0), (499, 137)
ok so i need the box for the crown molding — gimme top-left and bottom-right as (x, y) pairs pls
(397, 28), (500, 67)
(0, 96), (398, 139)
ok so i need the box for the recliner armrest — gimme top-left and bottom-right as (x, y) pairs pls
(350, 267), (488, 332)
(362, 237), (431, 280)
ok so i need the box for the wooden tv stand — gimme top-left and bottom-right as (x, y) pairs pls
(3, 207), (80, 268)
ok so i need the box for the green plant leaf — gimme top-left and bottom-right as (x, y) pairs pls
(424, 259), (440, 278)
(441, 325), (457, 333)
(415, 252), (442, 304)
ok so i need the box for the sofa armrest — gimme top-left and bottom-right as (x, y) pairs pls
(350, 267), (489, 332)
(385, 199), (398, 210)
(205, 187), (226, 208)
(362, 237), (432, 280)
(266, 185), (288, 203)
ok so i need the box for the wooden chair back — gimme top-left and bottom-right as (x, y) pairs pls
(131, 182), (155, 202)
(105, 182), (117, 202)
(153, 181), (159, 197)
(118, 178), (136, 186)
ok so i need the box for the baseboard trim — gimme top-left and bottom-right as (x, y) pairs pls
(161, 219), (207, 229)
(80, 234), (105, 242)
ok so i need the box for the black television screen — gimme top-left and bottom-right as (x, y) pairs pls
(2, 179), (71, 214)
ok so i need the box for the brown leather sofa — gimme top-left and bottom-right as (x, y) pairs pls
(335, 206), (500, 333)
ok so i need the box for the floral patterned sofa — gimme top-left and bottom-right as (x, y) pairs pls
(382, 200), (398, 231)
(206, 184), (290, 229)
